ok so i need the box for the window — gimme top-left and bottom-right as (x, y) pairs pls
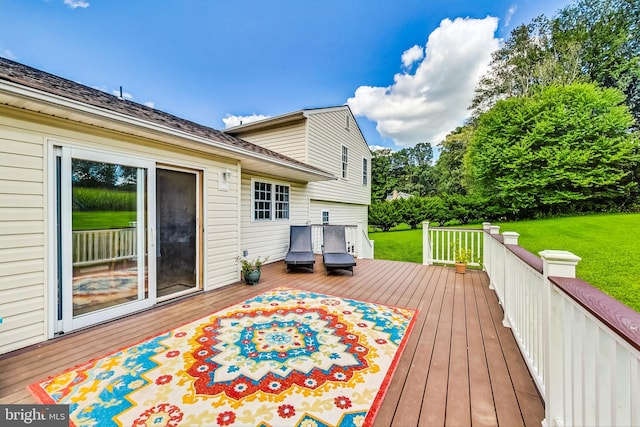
(253, 180), (289, 221)
(254, 181), (272, 220)
(342, 146), (348, 179)
(275, 184), (289, 219)
(345, 115), (350, 130)
(362, 158), (368, 185)
(322, 210), (330, 225)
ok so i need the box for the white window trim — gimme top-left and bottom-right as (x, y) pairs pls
(341, 145), (348, 180)
(321, 209), (330, 225)
(362, 157), (368, 186)
(251, 177), (291, 222)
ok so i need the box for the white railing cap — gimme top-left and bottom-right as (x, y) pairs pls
(502, 231), (520, 245)
(538, 250), (582, 263)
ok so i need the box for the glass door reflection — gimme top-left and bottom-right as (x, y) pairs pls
(71, 159), (147, 317)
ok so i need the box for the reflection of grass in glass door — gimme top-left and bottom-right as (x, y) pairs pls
(71, 164), (141, 316)
(72, 211), (136, 230)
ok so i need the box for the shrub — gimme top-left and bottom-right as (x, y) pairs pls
(73, 187), (136, 211)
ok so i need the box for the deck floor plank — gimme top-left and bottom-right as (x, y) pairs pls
(467, 272), (500, 426)
(418, 267), (455, 426)
(474, 271), (527, 427)
(445, 271), (472, 426)
(0, 259), (544, 425)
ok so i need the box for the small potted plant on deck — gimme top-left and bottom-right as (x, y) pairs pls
(239, 256), (268, 285)
(454, 246), (471, 274)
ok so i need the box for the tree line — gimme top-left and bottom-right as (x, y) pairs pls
(369, 0), (640, 231)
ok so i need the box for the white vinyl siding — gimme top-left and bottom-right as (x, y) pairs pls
(306, 109), (371, 206)
(0, 122), (45, 355)
(234, 122), (307, 162)
(310, 200), (367, 227)
(0, 107), (242, 354)
(241, 173), (308, 263)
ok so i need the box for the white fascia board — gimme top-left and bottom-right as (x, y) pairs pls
(0, 80), (334, 180)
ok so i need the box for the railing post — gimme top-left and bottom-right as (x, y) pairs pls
(540, 250), (581, 427)
(422, 221), (431, 265)
(356, 221), (363, 259)
(502, 231), (519, 245)
(482, 222), (491, 272)
(488, 225), (500, 290)
(501, 232), (520, 328)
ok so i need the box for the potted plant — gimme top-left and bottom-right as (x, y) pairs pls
(454, 246), (471, 274)
(238, 256), (268, 285)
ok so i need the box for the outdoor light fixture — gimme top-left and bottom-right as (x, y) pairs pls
(222, 169), (232, 181)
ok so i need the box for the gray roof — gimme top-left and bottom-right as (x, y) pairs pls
(0, 57), (333, 181)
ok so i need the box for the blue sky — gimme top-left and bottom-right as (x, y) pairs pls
(1, 0), (571, 151)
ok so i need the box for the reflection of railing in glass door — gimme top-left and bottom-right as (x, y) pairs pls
(72, 228), (137, 267)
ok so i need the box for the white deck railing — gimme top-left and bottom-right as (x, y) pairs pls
(72, 228), (136, 267)
(311, 223), (374, 259)
(425, 221), (640, 427)
(422, 224), (483, 267)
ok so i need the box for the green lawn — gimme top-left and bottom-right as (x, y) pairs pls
(72, 211), (136, 230)
(369, 228), (424, 264)
(369, 213), (640, 312)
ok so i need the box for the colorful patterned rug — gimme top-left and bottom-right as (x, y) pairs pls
(29, 287), (417, 427)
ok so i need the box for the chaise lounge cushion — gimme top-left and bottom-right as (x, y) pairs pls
(285, 225), (315, 270)
(322, 225), (356, 275)
(322, 252), (356, 268)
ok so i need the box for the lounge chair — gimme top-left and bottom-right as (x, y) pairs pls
(322, 225), (356, 275)
(284, 225), (315, 272)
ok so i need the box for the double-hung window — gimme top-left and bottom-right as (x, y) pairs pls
(342, 146), (348, 179)
(253, 180), (289, 221)
(362, 158), (368, 185)
(322, 210), (330, 225)
(274, 184), (289, 220)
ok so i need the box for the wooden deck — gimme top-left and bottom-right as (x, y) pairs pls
(0, 258), (544, 426)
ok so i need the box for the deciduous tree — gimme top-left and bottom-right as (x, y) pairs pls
(466, 83), (639, 217)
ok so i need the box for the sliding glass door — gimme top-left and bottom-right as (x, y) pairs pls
(55, 147), (155, 332)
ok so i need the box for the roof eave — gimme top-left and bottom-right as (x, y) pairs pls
(0, 80), (335, 183)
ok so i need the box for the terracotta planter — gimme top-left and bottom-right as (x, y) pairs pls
(455, 262), (467, 274)
(244, 269), (261, 285)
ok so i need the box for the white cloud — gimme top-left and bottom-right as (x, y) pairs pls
(368, 145), (390, 152)
(504, 5), (517, 27)
(222, 114), (270, 128)
(401, 45), (424, 69)
(144, 101), (155, 108)
(0, 49), (16, 60)
(64, 0), (89, 9)
(348, 16), (500, 148)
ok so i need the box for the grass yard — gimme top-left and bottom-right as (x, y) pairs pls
(369, 228), (423, 264)
(370, 213), (640, 312)
(72, 211), (136, 230)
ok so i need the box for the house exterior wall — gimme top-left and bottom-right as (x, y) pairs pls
(0, 111), (46, 355)
(309, 200), (367, 226)
(305, 109), (371, 209)
(233, 121), (307, 163)
(231, 108), (372, 229)
(239, 172), (309, 264)
(0, 106), (241, 355)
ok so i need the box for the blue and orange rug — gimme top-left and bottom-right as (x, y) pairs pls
(29, 287), (417, 427)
